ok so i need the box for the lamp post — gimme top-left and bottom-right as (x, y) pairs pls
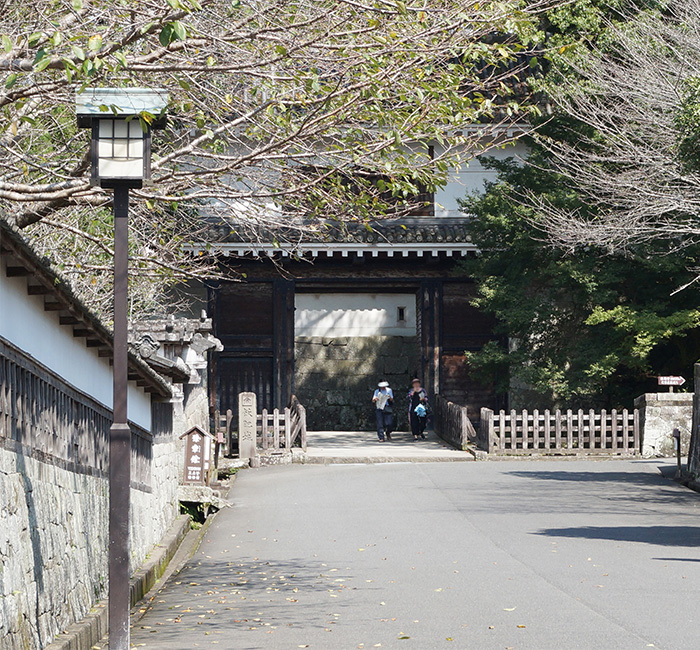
(76, 88), (168, 650)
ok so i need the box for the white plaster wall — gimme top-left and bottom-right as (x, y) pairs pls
(295, 293), (417, 337)
(0, 256), (151, 429)
(434, 140), (529, 218)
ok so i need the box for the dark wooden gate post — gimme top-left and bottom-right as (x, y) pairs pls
(689, 363), (700, 475)
(420, 279), (442, 398)
(273, 279), (295, 409)
(207, 280), (221, 419)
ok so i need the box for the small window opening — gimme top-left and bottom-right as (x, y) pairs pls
(397, 306), (406, 323)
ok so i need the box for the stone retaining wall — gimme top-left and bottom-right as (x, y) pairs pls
(295, 335), (420, 431)
(0, 436), (179, 649)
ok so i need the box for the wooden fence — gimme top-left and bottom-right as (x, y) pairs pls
(259, 395), (307, 452)
(0, 336), (153, 489)
(480, 407), (640, 456)
(433, 394), (476, 450)
(215, 394), (307, 455)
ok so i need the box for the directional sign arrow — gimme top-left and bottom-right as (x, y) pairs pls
(657, 376), (686, 386)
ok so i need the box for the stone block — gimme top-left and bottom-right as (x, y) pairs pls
(322, 336), (349, 347)
(635, 392), (693, 457)
(294, 340), (324, 360)
(294, 357), (321, 374)
(383, 356), (408, 375)
(326, 390), (347, 406)
(338, 406), (359, 428)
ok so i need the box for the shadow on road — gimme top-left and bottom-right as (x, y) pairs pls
(132, 554), (361, 644)
(505, 468), (669, 487)
(534, 525), (700, 547)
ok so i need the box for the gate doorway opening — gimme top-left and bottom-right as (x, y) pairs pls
(294, 291), (420, 431)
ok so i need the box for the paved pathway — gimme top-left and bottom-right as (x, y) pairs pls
(301, 430), (473, 463)
(131, 459), (700, 649)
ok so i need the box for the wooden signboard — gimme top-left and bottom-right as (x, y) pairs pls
(658, 376), (686, 392)
(180, 426), (214, 485)
(238, 392), (257, 460)
(658, 376), (685, 386)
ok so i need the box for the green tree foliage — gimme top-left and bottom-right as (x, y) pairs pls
(460, 128), (700, 407)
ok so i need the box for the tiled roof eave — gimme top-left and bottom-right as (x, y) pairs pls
(190, 240), (477, 259)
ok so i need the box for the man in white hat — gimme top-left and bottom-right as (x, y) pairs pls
(372, 381), (394, 442)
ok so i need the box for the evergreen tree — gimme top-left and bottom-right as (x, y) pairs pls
(460, 124), (700, 407)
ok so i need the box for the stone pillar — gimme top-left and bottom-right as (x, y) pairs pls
(238, 392), (258, 461)
(635, 392), (693, 458)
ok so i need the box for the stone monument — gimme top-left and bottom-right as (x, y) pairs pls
(238, 392), (258, 461)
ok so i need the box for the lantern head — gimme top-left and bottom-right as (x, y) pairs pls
(76, 88), (168, 189)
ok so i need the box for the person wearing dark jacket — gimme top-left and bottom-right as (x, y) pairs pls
(407, 378), (428, 440)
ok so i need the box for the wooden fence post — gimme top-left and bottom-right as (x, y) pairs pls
(480, 407), (495, 453)
(300, 404), (307, 451)
(460, 406), (469, 450)
(284, 407), (291, 449)
(273, 409), (280, 449)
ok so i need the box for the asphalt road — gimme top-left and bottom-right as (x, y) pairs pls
(131, 459), (700, 650)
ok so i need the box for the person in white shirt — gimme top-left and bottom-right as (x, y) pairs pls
(372, 381), (394, 442)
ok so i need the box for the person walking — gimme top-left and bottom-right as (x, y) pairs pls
(372, 381), (394, 442)
(408, 378), (428, 440)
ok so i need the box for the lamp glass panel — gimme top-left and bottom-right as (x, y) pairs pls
(98, 140), (113, 158)
(129, 139), (144, 158)
(113, 120), (129, 138)
(112, 140), (130, 159)
(98, 158), (144, 178)
(98, 120), (114, 138)
(95, 117), (146, 179)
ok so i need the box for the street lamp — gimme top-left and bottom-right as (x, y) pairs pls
(76, 87), (168, 650)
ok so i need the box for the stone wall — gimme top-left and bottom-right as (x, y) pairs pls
(130, 433), (180, 573)
(635, 392), (693, 458)
(174, 383), (210, 482)
(0, 434), (179, 650)
(294, 335), (420, 431)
